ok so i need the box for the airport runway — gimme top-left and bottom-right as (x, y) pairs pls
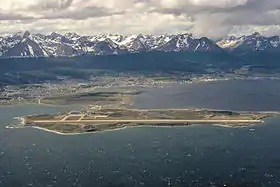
(31, 119), (262, 124)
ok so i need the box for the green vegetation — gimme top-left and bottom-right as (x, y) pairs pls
(2, 51), (280, 87)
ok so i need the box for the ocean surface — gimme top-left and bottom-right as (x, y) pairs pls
(1, 80), (280, 187)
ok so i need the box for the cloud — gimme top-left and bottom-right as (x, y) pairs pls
(28, 0), (74, 11)
(42, 6), (126, 20)
(0, 12), (34, 21)
(158, 0), (248, 9)
(1, 0), (280, 38)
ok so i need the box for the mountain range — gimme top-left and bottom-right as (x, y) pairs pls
(1, 31), (280, 58)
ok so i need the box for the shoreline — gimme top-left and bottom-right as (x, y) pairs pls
(12, 122), (262, 135)
(0, 78), (245, 107)
(0, 102), (84, 108)
(4, 78), (280, 136)
(30, 126), (130, 135)
(30, 126), (85, 135)
(6, 108), (274, 135)
(211, 123), (258, 128)
(15, 106), (272, 135)
(2, 77), (280, 108)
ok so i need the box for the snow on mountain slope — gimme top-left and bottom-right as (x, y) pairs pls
(0, 31), (227, 58)
(5, 38), (44, 57)
(92, 39), (128, 55)
(116, 34), (149, 52)
(156, 34), (222, 52)
(3, 31), (280, 58)
(217, 32), (280, 52)
(4, 32), (50, 57)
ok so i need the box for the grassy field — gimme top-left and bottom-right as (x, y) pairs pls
(41, 89), (141, 106)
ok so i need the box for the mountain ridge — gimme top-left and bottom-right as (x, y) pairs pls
(217, 32), (280, 53)
(1, 31), (280, 58)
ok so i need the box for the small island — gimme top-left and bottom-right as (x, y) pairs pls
(21, 107), (278, 134)
(8, 88), (280, 135)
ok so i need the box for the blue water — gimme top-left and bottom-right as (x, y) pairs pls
(134, 80), (280, 111)
(1, 80), (280, 187)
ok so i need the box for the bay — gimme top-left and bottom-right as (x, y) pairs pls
(133, 80), (280, 111)
(1, 80), (280, 187)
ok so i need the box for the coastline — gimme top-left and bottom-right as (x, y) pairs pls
(211, 123), (257, 128)
(30, 126), (85, 135)
(2, 77), (279, 108)
(6, 110), (272, 135)
(0, 102), (84, 108)
(30, 126), (129, 135)
(14, 105), (272, 135)
(0, 79), (229, 107)
(23, 122), (262, 135)
(4, 78), (280, 136)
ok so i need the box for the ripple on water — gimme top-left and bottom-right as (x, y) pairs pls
(2, 87), (280, 186)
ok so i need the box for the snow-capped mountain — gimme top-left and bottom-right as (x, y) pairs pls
(156, 34), (222, 52)
(2, 31), (280, 58)
(0, 31), (225, 58)
(217, 32), (280, 53)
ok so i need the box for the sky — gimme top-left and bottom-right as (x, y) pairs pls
(1, 0), (280, 39)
